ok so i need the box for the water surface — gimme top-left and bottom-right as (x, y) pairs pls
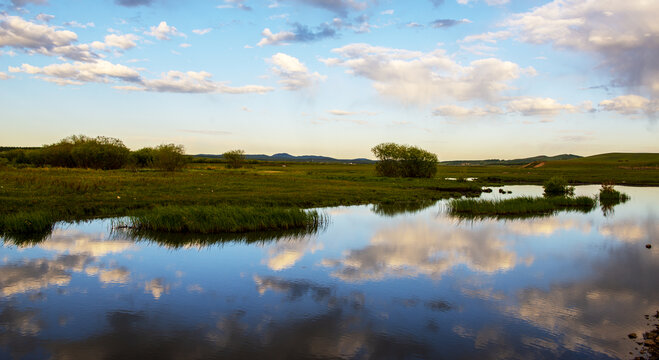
(1, 186), (657, 359)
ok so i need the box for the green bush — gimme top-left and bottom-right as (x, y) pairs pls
(223, 149), (246, 169)
(543, 176), (574, 197)
(371, 143), (438, 178)
(70, 136), (130, 169)
(153, 144), (187, 171)
(130, 147), (156, 168)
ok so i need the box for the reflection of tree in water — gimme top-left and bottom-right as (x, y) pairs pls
(370, 200), (438, 217)
(600, 195), (630, 217)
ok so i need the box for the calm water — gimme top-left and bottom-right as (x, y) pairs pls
(1, 186), (658, 359)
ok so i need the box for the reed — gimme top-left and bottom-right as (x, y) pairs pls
(115, 205), (326, 234)
(448, 196), (596, 219)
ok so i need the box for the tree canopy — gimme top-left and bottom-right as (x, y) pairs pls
(371, 143), (438, 178)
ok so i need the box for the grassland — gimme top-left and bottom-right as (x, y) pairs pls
(0, 152), (656, 236)
(439, 153), (659, 186)
(0, 163), (480, 236)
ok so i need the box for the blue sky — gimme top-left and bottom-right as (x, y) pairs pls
(1, 0), (657, 159)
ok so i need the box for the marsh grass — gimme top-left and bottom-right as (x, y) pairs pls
(448, 196), (596, 219)
(0, 210), (55, 236)
(115, 205), (327, 234)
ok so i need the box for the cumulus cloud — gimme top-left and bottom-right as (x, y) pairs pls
(0, 15), (97, 62)
(10, 59), (273, 94)
(506, 97), (579, 116)
(322, 43), (534, 105)
(0, 72), (10, 80)
(269, 52), (326, 90)
(257, 22), (337, 47)
(599, 95), (658, 115)
(507, 0), (659, 96)
(257, 28), (296, 46)
(103, 33), (139, 50)
(145, 21), (185, 40)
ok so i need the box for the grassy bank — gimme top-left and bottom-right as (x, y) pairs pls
(448, 196), (596, 219)
(0, 164), (481, 235)
(116, 205), (325, 234)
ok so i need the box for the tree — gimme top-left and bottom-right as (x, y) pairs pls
(371, 143), (438, 178)
(223, 149), (246, 169)
(153, 144), (187, 171)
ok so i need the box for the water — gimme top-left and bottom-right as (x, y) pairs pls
(1, 186), (657, 359)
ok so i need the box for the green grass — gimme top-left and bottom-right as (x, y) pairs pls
(448, 196), (596, 219)
(0, 165), (481, 235)
(115, 205), (326, 234)
(439, 153), (659, 186)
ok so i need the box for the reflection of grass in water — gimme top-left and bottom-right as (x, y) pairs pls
(0, 210), (55, 243)
(113, 225), (325, 249)
(114, 205), (327, 234)
(448, 196), (596, 220)
(599, 184), (630, 216)
(370, 200), (438, 217)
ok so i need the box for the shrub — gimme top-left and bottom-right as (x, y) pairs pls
(69, 136), (130, 169)
(130, 147), (156, 168)
(543, 176), (574, 197)
(371, 143), (438, 178)
(599, 181), (630, 204)
(153, 144), (187, 171)
(223, 149), (246, 169)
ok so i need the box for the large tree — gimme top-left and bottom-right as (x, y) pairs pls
(371, 143), (438, 178)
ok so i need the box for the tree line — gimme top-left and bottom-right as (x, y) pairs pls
(0, 135), (187, 171)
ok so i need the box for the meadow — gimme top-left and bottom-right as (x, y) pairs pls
(1, 152), (656, 236)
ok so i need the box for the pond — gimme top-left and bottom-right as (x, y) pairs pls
(1, 186), (657, 359)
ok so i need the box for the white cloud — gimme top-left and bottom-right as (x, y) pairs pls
(0, 72), (10, 80)
(460, 30), (512, 44)
(0, 15), (97, 61)
(380, 9), (394, 15)
(507, 97), (578, 116)
(139, 70), (274, 94)
(268, 52), (326, 90)
(9, 60), (141, 84)
(145, 21), (185, 40)
(179, 43), (191, 48)
(323, 43), (534, 105)
(257, 28), (295, 47)
(433, 104), (504, 118)
(104, 33), (139, 50)
(192, 28), (212, 35)
(64, 21), (95, 29)
(507, 0), (659, 96)
(599, 95), (658, 115)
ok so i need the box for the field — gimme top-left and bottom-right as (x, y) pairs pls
(1, 152), (656, 236)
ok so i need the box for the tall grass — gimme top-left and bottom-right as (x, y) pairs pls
(448, 196), (596, 219)
(115, 205), (327, 234)
(0, 210), (56, 241)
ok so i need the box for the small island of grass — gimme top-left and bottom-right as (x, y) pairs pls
(448, 196), (596, 219)
(115, 205), (326, 234)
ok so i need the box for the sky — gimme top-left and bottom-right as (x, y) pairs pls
(1, 0), (658, 160)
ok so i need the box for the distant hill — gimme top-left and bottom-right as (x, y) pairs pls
(441, 154), (581, 166)
(194, 153), (376, 164)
